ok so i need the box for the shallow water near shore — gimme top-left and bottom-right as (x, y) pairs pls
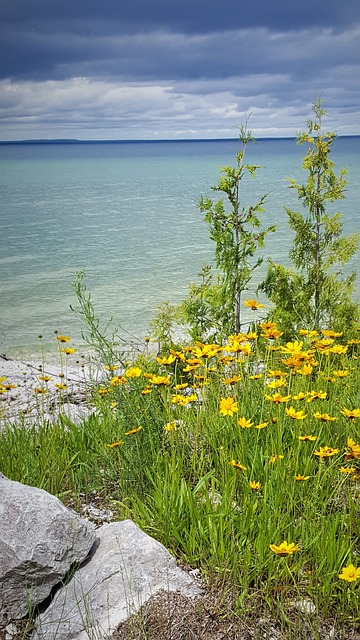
(0, 137), (359, 359)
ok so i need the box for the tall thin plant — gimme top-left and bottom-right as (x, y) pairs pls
(260, 98), (360, 336)
(182, 121), (275, 340)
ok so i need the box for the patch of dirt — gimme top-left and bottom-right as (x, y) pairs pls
(111, 590), (250, 640)
(110, 590), (360, 640)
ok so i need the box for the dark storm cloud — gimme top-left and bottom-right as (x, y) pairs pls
(1, 0), (360, 81)
(1, 0), (358, 32)
(0, 0), (359, 139)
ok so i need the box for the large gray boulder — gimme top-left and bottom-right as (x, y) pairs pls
(33, 520), (202, 640)
(0, 476), (96, 623)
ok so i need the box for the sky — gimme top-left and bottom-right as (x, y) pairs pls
(1, 0), (360, 140)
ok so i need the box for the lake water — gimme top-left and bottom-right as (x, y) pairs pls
(0, 137), (359, 359)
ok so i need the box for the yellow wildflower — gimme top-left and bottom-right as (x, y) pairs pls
(286, 406), (307, 420)
(260, 321), (277, 331)
(125, 367), (142, 378)
(339, 466), (356, 474)
(249, 481), (261, 490)
(329, 344), (348, 355)
(244, 299), (265, 310)
(254, 421), (268, 429)
(171, 394), (189, 406)
(156, 354), (176, 365)
(280, 340), (304, 355)
(56, 335), (71, 343)
(267, 378), (287, 389)
(164, 422), (177, 431)
(110, 375), (127, 386)
(125, 426), (143, 436)
(220, 397), (238, 416)
(38, 375), (52, 382)
(295, 474), (311, 481)
(265, 392), (291, 404)
(219, 355), (237, 365)
(345, 438), (360, 460)
(340, 408), (360, 420)
(268, 454), (284, 464)
(106, 440), (124, 448)
(245, 331), (256, 341)
(169, 349), (186, 362)
(1, 383), (17, 390)
(229, 460), (247, 470)
(299, 329), (319, 338)
(147, 374), (171, 385)
(306, 390), (327, 402)
(171, 393), (197, 405)
(270, 541), (300, 556)
(261, 327), (283, 340)
(55, 383), (68, 390)
(297, 364), (313, 376)
(322, 329), (343, 338)
(313, 412), (336, 422)
(238, 416), (254, 429)
(237, 343), (254, 356)
(333, 369), (350, 378)
(195, 342), (222, 358)
(339, 564), (360, 582)
(222, 375), (242, 385)
(267, 369), (287, 379)
(314, 338), (334, 350)
(314, 446), (340, 459)
(34, 387), (48, 394)
(183, 363), (202, 372)
(292, 392), (307, 401)
(281, 356), (303, 369)
(298, 435), (317, 441)
(61, 347), (77, 355)
(321, 374), (337, 383)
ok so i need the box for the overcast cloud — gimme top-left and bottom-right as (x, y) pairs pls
(1, 0), (359, 139)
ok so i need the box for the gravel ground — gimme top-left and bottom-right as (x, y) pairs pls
(0, 355), (98, 427)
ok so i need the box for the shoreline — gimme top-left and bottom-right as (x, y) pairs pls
(0, 355), (99, 427)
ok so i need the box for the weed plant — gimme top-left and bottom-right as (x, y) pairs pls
(1, 314), (360, 631)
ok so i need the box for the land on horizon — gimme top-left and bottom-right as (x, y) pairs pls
(1, 134), (360, 145)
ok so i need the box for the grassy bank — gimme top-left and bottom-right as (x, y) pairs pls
(1, 319), (360, 637)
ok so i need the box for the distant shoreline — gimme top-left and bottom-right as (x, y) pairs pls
(0, 136), (294, 145)
(1, 135), (359, 145)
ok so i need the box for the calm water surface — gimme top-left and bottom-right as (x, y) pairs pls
(0, 138), (359, 358)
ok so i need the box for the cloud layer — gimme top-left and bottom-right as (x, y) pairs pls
(1, 0), (360, 139)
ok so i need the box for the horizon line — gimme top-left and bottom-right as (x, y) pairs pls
(1, 134), (359, 145)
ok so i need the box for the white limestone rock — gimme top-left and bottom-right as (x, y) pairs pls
(32, 520), (202, 640)
(0, 476), (95, 623)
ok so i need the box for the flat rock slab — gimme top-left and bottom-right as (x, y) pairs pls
(33, 520), (202, 640)
(0, 476), (96, 623)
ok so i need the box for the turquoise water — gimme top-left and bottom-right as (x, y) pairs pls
(0, 138), (359, 358)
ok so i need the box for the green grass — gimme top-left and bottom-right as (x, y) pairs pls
(1, 325), (360, 633)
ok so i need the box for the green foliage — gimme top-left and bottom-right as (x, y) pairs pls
(1, 328), (360, 630)
(181, 122), (275, 342)
(178, 264), (225, 342)
(149, 300), (183, 352)
(260, 99), (360, 338)
(71, 270), (126, 367)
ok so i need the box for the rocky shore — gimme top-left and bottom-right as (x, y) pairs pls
(0, 355), (97, 427)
